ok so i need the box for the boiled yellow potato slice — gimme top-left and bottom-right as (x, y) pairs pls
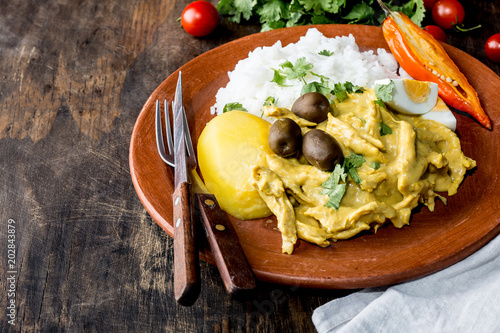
(197, 111), (273, 220)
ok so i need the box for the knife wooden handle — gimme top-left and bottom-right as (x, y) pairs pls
(196, 193), (257, 296)
(173, 182), (200, 306)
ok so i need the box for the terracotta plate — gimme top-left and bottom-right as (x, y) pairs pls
(129, 25), (500, 289)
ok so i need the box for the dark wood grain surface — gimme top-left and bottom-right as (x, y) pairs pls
(1, 1), (499, 332)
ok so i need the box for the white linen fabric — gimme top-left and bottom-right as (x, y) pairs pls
(312, 235), (500, 333)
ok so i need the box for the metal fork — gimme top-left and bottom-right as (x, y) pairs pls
(155, 99), (196, 169)
(156, 88), (200, 306)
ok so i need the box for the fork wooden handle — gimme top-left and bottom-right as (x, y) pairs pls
(197, 193), (257, 296)
(173, 182), (200, 306)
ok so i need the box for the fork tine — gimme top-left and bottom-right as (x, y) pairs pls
(155, 99), (175, 167)
(181, 105), (196, 165)
(163, 99), (174, 155)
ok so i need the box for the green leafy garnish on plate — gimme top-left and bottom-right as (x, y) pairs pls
(272, 57), (314, 86)
(318, 50), (334, 56)
(379, 122), (393, 136)
(321, 153), (366, 209)
(223, 102), (247, 113)
(322, 164), (347, 210)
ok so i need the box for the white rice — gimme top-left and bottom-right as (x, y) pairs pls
(211, 28), (402, 119)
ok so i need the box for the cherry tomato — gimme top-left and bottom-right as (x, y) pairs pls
(423, 0), (438, 10)
(423, 25), (447, 42)
(181, 1), (219, 37)
(485, 33), (500, 63)
(432, 0), (465, 30)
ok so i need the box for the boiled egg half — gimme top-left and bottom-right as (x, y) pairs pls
(374, 78), (456, 131)
(374, 78), (438, 114)
(422, 97), (457, 131)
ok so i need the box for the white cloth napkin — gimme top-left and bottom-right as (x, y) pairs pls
(312, 234), (500, 333)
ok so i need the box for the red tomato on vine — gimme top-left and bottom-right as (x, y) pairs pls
(485, 34), (500, 63)
(432, 0), (465, 30)
(181, 1), (220, 37)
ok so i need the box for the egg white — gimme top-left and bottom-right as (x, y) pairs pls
(375, 78), (456, 131)
(422, 98), (457, 131)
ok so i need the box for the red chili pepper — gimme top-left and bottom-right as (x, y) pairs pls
(382, 11), (491, 130)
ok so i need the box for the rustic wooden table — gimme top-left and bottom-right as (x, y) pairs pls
(1, 0), (499, 332)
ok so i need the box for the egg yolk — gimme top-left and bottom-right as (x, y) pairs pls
(403, 79), (431, 104)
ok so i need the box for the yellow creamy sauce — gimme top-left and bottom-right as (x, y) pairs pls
(251, 89), (475, 254)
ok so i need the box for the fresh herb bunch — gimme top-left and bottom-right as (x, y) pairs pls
(217, 0), (425, 31)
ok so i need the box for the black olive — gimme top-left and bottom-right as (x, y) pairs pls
(302, 129), (343, 171)
(291, 92), (330, 123)
(268, 118), (302, 157)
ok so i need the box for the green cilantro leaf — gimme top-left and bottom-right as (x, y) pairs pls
(318, 50), (334, 56)
(402, 0), (426, 26)
(310, 72), (330, 81)
(343, 3), (375, 24)
(347, 168), (361, 185)
(370, 161), (381, 170)
(216, 0), (256, 23)
(271, 68), (289, 87)
(343, 153), (365, 185)
(280, 57), (313, 81)
(279, 59), (293, 69)
(327, 82), (365, 102)
(374, 80), (395, 102)
(299, 0), (325, 14)
(223, 102), (247, 113)
(257, 0), (287, 23)
(321, 0), (346, 14)
(374, 99), (385, 108)
(272, 57), (314, 85)
(379, 122), (393, 136)
(321, 164), (347, 210)
(322, 152), (367, 209)
(301, 81), (331, 96)
(344, 81), (365, 94)
(264, 96), (276, 106)
(344, 153), (365, 169)
(333, 82), (348, 102)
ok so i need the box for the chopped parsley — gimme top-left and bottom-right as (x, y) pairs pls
(223, 102), (247, 113)
(344, 82), (365, 94)
(300, 79), (364, 102)
(333, 82), (349, 102)
(379, 122), (393, 136)
(264, 96), (276, 106)
(374, 79), (395, 108)
(321, 153), (366, 209)
(301, 81), (331, 96)
(318, 50), (334, 56)
(271, 69), (289, 86)
(343, 153), (365, 184)
(374, 80), (395, 102)
(332, 82), (365, 102)
(321, 164), (347, 210)
(272, 57), (313, 86)
(374, 99), (385, 108)
(370, 161), (381, 170)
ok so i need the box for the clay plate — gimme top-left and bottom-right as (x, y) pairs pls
(129, 25), (500, 289)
